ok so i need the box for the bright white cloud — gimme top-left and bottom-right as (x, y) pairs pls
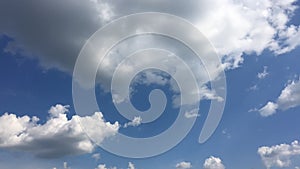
(196, 0), (300, 68)
(176, 161), (192, 169)
(203, 156), (225, 169)
(124, 116), (142, 128)
(259, 101), (279, 117)
(259, 78), (300, 116)
(0, 104), (119, 158)
(49, 104), (70, 118)
(258, 140), (300, 169)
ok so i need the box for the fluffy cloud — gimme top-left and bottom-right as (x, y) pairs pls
(258, 140), (300, 169)
(259, 101), (279, 117)
(176, 161), (192, 169)
(203, 156), (225, 169)
(259, 78), (300, 116)
(124, 116), (142, 128)
(0, 104), (119, 158)
(2, 0), (298, 115)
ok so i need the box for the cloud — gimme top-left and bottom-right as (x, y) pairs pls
(0, 0), (112, 73)
(124, 116), (142, 128)
(258, 66), (269, 79)
(63, 162), (70, 169)
(259, 101), (279, 117)
(128, 162), (135, 169)
(184, 109), (200, 119)
(92, 153), (101, 161)
(96, 164), (117, 169)
(0, 104), (119, 158)
(95, 162), (135, 169)
(1, 0), (299, 87)
(258, 140), (300, 169)
(3, 0), (298, 115)
(176, 161), (192, 169)
(259, 77), (300, 116)
(203, 156), (225, 169)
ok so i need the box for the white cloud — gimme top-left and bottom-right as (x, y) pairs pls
(258, 140), (300, 169)
(195, 0), (300, 68)
(277, 78), (300, 110)
(96, 164), (108, 169)
(0, 104), (119, 158)
(92, 153), (101, 161)
(128, 162), (135, 169)
(259, 101), (278, 117)
(124, 116), (142, 128)
(184, 109), (200, 119)
(258, 66), (269, 79)
(176, 161), (192, 169)
(1, 0), (299, 92)
(49, 104), (70, 118)
(259, 78), (300, 116)
(203, 156), (225, 169)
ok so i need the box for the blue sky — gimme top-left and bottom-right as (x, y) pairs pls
(1, 1), (300, 169)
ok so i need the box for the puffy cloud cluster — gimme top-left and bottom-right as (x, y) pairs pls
(203, 156), (225, 169)
(0, 104), (119, 158)
(258, 140), (300, 169)
(259, 78), (300, 116)
(195, 0), (300, 68)
(176, 161), (192, 169)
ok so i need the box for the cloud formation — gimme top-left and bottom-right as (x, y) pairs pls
(258, 66), (269, 79)
(1, 0), (299, 73)
(124, 116), (142, 128)
(258, 140), (300, 169)
(203, 156), (225, 169)
(175, 161), (192, 169)
(0, 104), (119, 158)
(259, 77), (300, 116)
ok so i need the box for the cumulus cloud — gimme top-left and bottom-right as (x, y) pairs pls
(197, 0), (300, 68)
(1, 0), (299, 88)
(124, 116), (142, 128)
(259, 101), (279, 117)
(0, 104), (119, 158)
(203, 156), (225, 169)
(258, 140), (300, 169)
(259, 78), (300, 116)
(176, 161), (192, 169)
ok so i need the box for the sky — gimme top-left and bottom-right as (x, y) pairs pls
(1, 0), (300, 169)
